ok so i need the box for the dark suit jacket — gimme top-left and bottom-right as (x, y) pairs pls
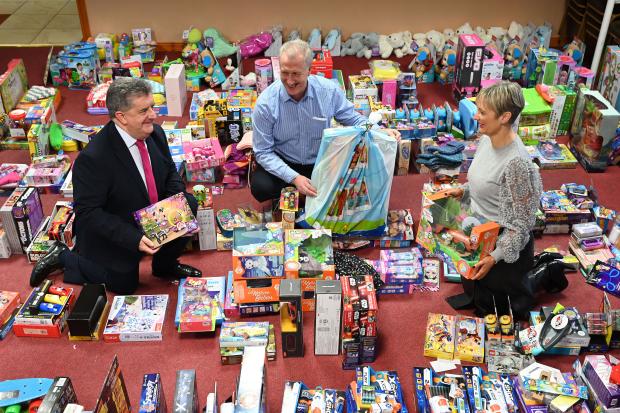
(73, 121), (197, 274)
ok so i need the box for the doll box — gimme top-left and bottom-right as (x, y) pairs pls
(481, 47), (504, 88)
(569, 88), (620, 172)
(423, 313), (456, 359)
(597, 46), (620, 112)
(232, 223), (284, 280)
(0, 59), (28, 113)
(348, 75), (378, 104)
(134, 193), (198, 248)
(454, 315), (485, 363)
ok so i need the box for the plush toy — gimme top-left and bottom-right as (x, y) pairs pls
(359, 32), (379, 58)
(409, 43), (436, 82)
(503, 42), (524, 81)
(264, 25), (283, 57)
(456, 23), (474, 36)
(202, 28), (238, 58)
(307, 28), (322, 51)
(425, 30), (445, 54)
(182, 28), (204, 74)
(341, 32), (364, 56)
(443, 28), (457, 46)
(438, 48), (456, 84)
(395, 30), (415, 58)
(288, 30), (301, 41)
(507, 21), (524, 43)
(239, 32), (273, 58)
(379, 32), (405, 59)
(323, 28), (342, 56)
(563, 38), (585, 65)
(240, 72), (257, 87)
(487, 26), (507, 53)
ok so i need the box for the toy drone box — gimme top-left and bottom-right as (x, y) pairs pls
(570, 88), (620, 172)
(284, 229), (335, 311)
(423, 313), (456, 359)
(416, 192), (500, 278)
(232, 223), (284, 280)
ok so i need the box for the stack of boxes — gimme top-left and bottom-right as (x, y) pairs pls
(348, 75), (377, 116)
(218, 321), (275, 364)
(232, 223), (284, 311)
(341, 275), (378, 369)
(518, 87), (553, 144)
(284, 229), (335, 311)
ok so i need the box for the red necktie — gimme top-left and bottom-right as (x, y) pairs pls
(135, 140), (159, 204)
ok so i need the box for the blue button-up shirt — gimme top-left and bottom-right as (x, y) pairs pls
(252, 75), (367, 183)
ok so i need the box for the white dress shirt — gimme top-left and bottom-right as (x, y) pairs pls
(115, 123), (152, 190)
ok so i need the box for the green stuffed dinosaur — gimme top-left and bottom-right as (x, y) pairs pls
(203, 28), (238, 58)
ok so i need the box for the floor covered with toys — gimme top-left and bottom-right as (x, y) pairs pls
(0, 46), (620, 412)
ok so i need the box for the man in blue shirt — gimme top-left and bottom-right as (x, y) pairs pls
(250, 39), (399, 202)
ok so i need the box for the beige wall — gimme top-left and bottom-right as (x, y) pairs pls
(85, 0), (564, 43)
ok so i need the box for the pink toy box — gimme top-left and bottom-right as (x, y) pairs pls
(453, 34), (485, 100)
(182, 138), (224, 170)
(481, 47), (504, 88)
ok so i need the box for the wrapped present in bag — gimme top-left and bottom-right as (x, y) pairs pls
(300, 126), (397, 237)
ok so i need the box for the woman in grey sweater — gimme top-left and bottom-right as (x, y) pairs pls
(445, 81), (544, 319)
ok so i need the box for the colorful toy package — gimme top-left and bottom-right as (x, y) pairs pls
(413, 367), (469, 413)
(462, 366), (517, 413)
(178, 277), (219, 333)
(133, 192), (198, 248)
(232, 223), (284, 279)
(416, 192), (500, 278)
(454, 315), (486, 363)
(284, 229), (334, 279)
(346, 366), (408, 413)
(423, 313), (456, 359)
(300, 126), (397, 237)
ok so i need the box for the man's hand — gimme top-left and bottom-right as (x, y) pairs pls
(293, 175), (317, 197)
(439, 187), (464, 198)
(383, 129), (401, 142)
(467, 255), (496, 281)
(139, 235), (160, 255)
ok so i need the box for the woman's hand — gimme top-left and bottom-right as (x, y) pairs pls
(467, 255), (496, 280)
(438, 187), (464, 198)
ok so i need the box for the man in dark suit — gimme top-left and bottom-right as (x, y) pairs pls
(30, 78), (201, 294)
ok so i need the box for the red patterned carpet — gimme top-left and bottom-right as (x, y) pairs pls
(0, 47), (618, 411)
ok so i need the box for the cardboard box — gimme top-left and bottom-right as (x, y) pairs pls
(416, 192), (500, 278)
(279, 279), (303, 357)
(570, 88), (620, 172)
(395, 139), (411, 176)
(164, 64), (187, 117)
(597, 45), (620, 112)
(233, 278), (281, 304)
(0, 59), (28, 113)
(481, 46), (504, 88)
(67, 284), (107, 338)
(172, 370), (198, 413)
(138, 373), (166, 413)
(310, 50), (333, 78)
(453, 34), (484, 99)
(548, 85), (576, 136)
(521, 87), (552, 126)
(454, 315), (485, 363)
(234, 346), (266, 413)
(423, 313), (455, 359)
(232, 223), (284, 280)
(314, 280), (341, 356)
(284, 229), (335, 311)
(38, 377), (77, 413)
(525, 48), (559, 88)
(196, 208), (216, 251)
(349, 75), (378, 105)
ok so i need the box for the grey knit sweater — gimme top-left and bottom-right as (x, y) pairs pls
(463, 135), (543, 264)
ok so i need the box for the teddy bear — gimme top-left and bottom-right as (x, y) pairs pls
(359, 32), (379, 59)
(443, 28), (457, 45)
(340, 32), (364, 56)
(425, 30), (445, 54)
(379, 32), (405, 59)
(394, 31), (415, 58)
(264, 25), (283, 57)
(456, 23), (474, 36)
(487, 26), (507, 53)
(307, 28), (322, 51)
(323, 28), (342, 56)
(287, 30), (301, 42)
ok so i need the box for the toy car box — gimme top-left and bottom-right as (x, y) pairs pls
(284, 229), (335, 311)
(570, 88), (620, 172)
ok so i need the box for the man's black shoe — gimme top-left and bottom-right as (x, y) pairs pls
(30, 241), (68, 287)
(153, 263), (202, 280)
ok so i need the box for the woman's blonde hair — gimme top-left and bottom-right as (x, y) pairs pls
(477, 81), (525, 125)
